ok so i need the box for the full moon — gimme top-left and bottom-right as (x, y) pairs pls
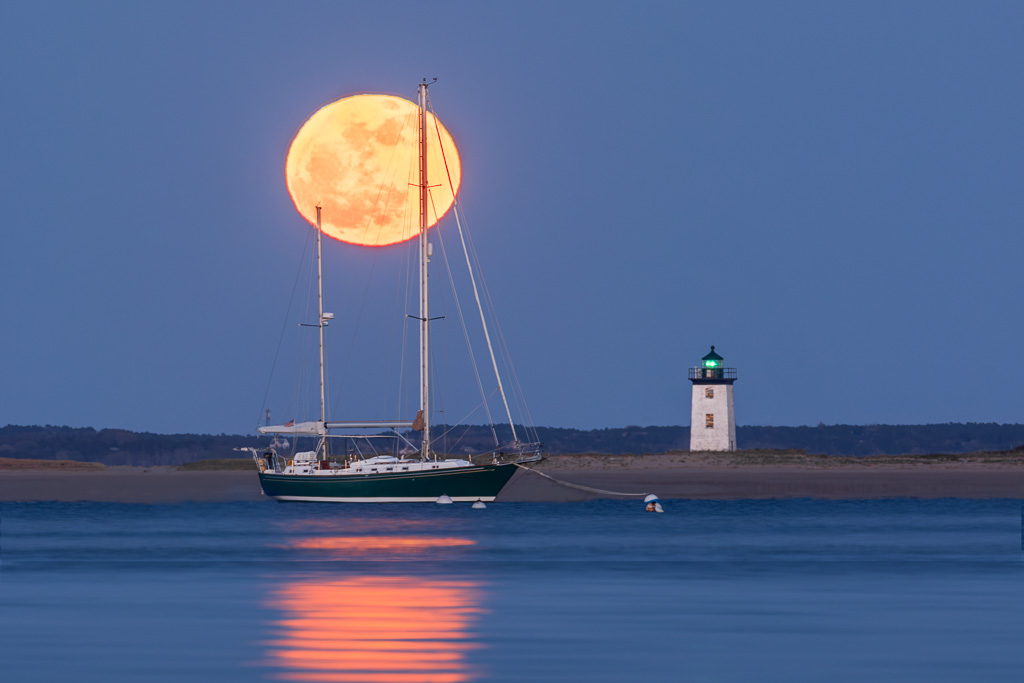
(285, 94), (462, 247)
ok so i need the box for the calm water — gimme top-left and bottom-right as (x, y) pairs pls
(1, 499), (1021, 682)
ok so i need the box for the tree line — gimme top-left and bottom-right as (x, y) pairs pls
(3, 422), (1024, 466)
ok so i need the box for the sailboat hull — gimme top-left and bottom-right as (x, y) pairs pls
(256, 462), (519, 503)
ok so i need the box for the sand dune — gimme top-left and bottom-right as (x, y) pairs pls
(1, 452), (1022, 502)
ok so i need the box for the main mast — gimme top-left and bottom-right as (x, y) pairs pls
(418, 80), (432, 460)
(316, 204), (326, 426)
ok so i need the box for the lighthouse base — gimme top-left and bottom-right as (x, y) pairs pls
(689, 381), (737, 451)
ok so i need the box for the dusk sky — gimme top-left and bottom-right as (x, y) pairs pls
(3, 1), (1022, 435)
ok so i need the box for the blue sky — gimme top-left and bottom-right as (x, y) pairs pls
(2, 1), (1022, 434)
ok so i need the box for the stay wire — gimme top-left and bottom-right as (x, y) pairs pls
(430, 191), (499, 445)
(429, 104), (521, 443)
(256, 222), (314, 432)
(460, 203), (539, 442)
(295, 236), (318, 423)
(512, 464), (650, 498)
(332, 109), (416, 412)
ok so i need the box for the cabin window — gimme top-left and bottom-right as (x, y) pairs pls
(705, 388), (714, 399)
(705, 413), (714, 429)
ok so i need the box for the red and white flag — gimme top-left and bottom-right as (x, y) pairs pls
(284, 419), (295, 427)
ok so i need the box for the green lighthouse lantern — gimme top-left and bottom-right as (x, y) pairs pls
(702, 345), (724, 377)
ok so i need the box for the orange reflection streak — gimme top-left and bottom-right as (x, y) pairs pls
(279, 535), (477, 562)
(265, 569), (485, 682)
(280, 674), (466, 683)
(290, 537), (475, 553)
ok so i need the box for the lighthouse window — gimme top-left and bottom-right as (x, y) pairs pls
(705, 388), (714, 399)
(705, 414), (714, 428)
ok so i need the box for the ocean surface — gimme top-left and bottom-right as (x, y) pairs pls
(1, 499), (1021, 682)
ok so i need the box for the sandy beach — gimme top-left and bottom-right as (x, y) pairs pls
(2, 452), (1023, 503)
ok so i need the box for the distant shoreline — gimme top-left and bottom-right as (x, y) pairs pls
(2, 452), (1022, 502)
(5, 423), (1024, 466)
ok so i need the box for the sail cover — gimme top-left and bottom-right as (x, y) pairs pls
(258, 420), (326, 436)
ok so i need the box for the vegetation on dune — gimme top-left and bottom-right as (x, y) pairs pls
(541, 447), (1024, 469)
(0, 425), (263, 466)
(177, 458), (257, 471)
(1, 423), (1023, 467)
(0, 457), (106, 471)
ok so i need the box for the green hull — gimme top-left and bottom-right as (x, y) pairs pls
(256, 463), (519, 502)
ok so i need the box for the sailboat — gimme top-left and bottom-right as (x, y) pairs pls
(245, 80), (542, 502)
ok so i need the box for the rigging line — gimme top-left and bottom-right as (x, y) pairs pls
(395, 146), (418, 420)
(330, 262), (373, 409)
(381, 212), (409, 417)
(430, 193), (499, 445)
(421, 178), (447, 459)
(330, 227), (382, 410)
(257, 222), (314, 431)
(392, 168), (416, 421)
(391, 428), (417, 453)
(401, 155), (420, 419)
(455, 201), (529, 429)
(332, 108), (418, 411)
(379, 138), (418, 418)
(291, 229), (319, 422)
(431, 205), (450, 457)
(438, 422), (475, 458)
(495, 308), (538, 441)
(457, 202), (538, 441)
(425, 264), (447, 454)
(425, 97), (539, 445)
(437, 227), (498, 445)
(435, 387), (500, 442)
(397, 236), (414, 420)
(449, 198), (530, 436)
(511, 463), (650, 498)
(357, 108), (417, 244)
(474, 261), (536, 444)
(453, 200), (520, 442)
(429, 112), (518, 443)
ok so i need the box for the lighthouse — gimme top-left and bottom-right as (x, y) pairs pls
(688, 346), (737, 451)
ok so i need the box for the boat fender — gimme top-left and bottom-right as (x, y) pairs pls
(435, 494), (453, 504)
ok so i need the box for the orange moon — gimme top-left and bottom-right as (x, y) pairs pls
(285, 94), (461, 247)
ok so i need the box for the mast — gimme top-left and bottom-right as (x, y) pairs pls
(316, 204), (326, 425)
(418, 80), (432, 460)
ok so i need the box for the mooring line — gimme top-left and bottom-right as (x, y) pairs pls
(512, 463), (650, 498)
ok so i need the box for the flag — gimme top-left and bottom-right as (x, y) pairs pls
(284, 419), (295, 427)
(411, 410), (424, 432)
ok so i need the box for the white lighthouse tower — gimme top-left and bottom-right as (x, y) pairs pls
(689, 346), (737, 451)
